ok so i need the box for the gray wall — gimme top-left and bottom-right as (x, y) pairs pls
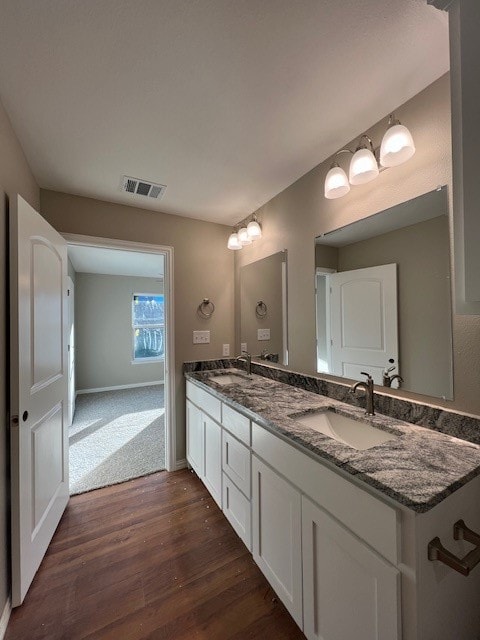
(40, 189), (235, 463)
(75, 274), (165, 391)
(0, 98), (40, 618)
(235, 73), (480, 416)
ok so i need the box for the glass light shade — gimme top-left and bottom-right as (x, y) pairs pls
(324, 165), (350, 199)
(247, 219), (262, 240)
(380, 124), (415, 167)
(349, 148), (379, 185)
(238, 226), (252, 245)
(227, 232), (242, 250)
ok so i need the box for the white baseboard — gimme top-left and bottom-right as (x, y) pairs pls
(77, 380), (164, 395)
(175, 458), (188, 470)
(0, 597), (11, 640)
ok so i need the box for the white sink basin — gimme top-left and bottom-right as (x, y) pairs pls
(210, 374), (247, 386)
(292, 410), (397, 450)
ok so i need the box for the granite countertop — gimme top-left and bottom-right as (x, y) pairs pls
(185, 368), (480, 513)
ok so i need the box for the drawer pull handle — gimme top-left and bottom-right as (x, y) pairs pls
(428, 520), (480, 576)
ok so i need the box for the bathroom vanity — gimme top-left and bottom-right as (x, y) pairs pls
(185, 367), (480, 640)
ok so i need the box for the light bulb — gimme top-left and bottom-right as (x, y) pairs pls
(247, 218), (262, 240)
(349, 148), (379, 185)
(238, 227), (252, 245)
(227, 232), (242, 250)
(380, 123), (415, 167)
(324, 165), (350, 199)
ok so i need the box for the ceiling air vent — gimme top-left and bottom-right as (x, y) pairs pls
(121, 176), (167, 200)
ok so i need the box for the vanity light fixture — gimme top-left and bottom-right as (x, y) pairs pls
(246, 214), (262, 240)
(227, 214), (262, 250)
(380, 114), (416, 167)
(349, 135), (379, 185)
(324, 162), (350, 199)
(227, 229), (242, 250)
(238, 226), (252, 245)
(324, 113), (415, 199)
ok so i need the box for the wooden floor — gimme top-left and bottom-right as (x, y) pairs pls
(6, 470), (304, 640)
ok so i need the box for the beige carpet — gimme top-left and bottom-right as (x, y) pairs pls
(69, 385), (165, 495)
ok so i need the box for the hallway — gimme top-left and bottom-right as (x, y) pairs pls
(5, 470), (303, 640)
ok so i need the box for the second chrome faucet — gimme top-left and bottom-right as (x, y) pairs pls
(236, 351), (252, 375)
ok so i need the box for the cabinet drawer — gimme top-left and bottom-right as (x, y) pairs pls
(252, 422), (399, 564)
(222, 403), (250, 445)
(186, 380), (221, 422)
(222, 430), (251, 497)
(222, 473), (251, 550)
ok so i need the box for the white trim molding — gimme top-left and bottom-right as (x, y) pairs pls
(0, 597), (11, 640)
(62, 233), (177, 472)
(77, 380), (164, 395)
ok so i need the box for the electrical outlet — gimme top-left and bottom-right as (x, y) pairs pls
(257, 328), (270, 341)
(193, 330), (210, 344)
(222, 344), (230, 357)
(241, 342), (247, 353)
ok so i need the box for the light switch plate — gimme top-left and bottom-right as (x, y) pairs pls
(241, 342), (247, 353)
(222, 343), (230, 356)
(257, 328), (270, 341)
(193, 330), (210, 344)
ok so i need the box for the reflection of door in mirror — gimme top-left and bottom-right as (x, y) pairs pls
(328, 265), (399, 386)
(314, 186), (453, 400)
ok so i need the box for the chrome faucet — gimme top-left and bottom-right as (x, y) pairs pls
(382, 366), (404, 388)
(351, 372), (375, 416)
(236, 351), (252, 375)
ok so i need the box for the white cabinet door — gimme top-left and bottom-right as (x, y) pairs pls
(222, 473), (251, 550)
(203, 415), (222, 508)
(186, 400), (204, 477)
(252, 455), (303, 629)
(302, 496), (399, 640)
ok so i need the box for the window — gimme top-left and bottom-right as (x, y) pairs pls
(132, 293), (165, 362)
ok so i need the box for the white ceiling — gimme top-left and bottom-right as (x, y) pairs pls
(0, 1), (448, 225)
(68, 245), (164, 278)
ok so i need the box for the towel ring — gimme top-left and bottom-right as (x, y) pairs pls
(256, 301), (267, 318)
(198, 298), (215, 319)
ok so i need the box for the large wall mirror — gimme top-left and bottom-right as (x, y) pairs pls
(240, 250), (288, 365)
(314, 186), (453, 400)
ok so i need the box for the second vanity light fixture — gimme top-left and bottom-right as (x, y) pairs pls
(324, 114), (416, 200)
(227, 213), (262, 250)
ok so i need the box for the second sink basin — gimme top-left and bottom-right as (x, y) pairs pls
(291, 410), (397, 450)
(210, 374), (247, 386)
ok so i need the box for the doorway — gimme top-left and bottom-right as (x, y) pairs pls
(64, 234), (175, 494)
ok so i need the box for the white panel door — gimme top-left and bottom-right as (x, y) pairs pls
(186, 400), (204, 477)
(10, 195), (69, 606)
(329, 264), (398, 385)
(203, 415), (222, 508)
(302, 496), (399, 640)
(252, 455), (303, 629)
